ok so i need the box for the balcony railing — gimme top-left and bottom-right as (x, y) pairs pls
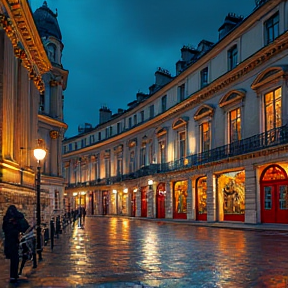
(66, 125), (288, 188)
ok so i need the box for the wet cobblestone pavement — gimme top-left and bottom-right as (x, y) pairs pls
(2, 217), (288, 287)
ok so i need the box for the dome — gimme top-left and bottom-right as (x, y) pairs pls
(33, 1), (62, 41)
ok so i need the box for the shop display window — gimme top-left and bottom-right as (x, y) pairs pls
(174, 180), (188, 219)
(218, 170), (245, 221)
(197, 177), (207, 214)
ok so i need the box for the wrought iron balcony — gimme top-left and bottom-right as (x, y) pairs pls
(66, 125), (288, 189)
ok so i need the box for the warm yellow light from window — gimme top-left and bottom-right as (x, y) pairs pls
(123, 188), (128, 193)
(113, 189), (117, 194)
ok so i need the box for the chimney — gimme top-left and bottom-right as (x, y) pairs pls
(136, 91), (148, 103)
(149, 68), (172, 94)
(176, 45), (199, 74)
(155, 67), (172, 86)
(99, 106), (112, 125)
(218, 13), (244, 40)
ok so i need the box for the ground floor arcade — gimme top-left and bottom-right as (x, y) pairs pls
(65, 154), (288, 225)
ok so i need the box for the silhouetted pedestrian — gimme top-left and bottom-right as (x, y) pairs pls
(2, 205), (29, 283)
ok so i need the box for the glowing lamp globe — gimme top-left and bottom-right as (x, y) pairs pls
(34, 148), (46, 161)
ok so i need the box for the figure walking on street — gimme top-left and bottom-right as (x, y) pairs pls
(2, 205), (29, 283)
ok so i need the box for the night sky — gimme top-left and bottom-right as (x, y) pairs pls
(31, 0), (256, 138)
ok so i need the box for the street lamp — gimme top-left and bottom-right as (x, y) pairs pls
(34, 144), (46, 262)
(148, 179), (153, 190)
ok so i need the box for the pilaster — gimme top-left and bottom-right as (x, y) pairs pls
(165, 181), (173, 219)
(245, 165), (257, 224)
(187, 178), (193, 220)
(207, 172), (216, 222)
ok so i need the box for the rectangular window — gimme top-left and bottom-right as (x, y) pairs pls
(129, 117), (132, 128)
(228, 45), (238, 70)
(81, 138), (86, 148)
(264, 87), (281, 131)
(89, 135), (95, 145)
(178, 84), (185, 102)
(264, 186), (272, 209)
(109, 126), (113, 136)
(200, 122), (210, 152)
(279, 185), (288, 210)
(200, 67), (208, 88)
(140, 146), (146, 167)
(134, 115), (137, 126)
(117, 122), (122, 134)
(265, 12), (279, 44)
(159, 140), (166, 164)
(75, 142), (78, 150)
(149, 105), (154, 119)
(117, 158), (122, 176)
(140, 110), (144, 122)
(129, 151), (135, 173)
(229, 108), (241, 142)
(179, 131), (186, 159)
(68, 143), (72, 151)
(105, 127), (109, 138)
(105, 158), (110, 178)
(161, 95), (167, 113)
(98, 132), (101, 141)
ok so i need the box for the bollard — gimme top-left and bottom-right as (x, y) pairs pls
(50, 219), (55, 251)
(32, 233), (37, 268)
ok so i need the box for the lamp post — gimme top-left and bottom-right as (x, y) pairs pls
(34, 146), (46, 262)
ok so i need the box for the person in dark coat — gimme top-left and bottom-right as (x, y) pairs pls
(2, 205), (29, 283)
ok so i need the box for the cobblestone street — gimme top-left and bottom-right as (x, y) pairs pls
(2, 217), (288, 287)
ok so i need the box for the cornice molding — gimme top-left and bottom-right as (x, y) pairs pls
(38, 114), (68, 129)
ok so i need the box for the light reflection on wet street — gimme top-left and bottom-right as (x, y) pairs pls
(12, 217), (288, 287)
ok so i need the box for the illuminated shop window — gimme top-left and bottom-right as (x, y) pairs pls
(174, 180), (188, 214)
(197, 177), (207, 214)
(218, 170), (245, 217)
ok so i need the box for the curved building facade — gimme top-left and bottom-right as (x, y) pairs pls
(63, 0), (288, 225)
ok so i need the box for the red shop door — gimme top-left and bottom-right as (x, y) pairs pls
(141, 189), (147, 217)
(156, 194), (165, 218)
(261, 183), (288, 223)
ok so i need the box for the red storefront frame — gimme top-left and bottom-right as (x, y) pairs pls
(260, 164), (288, 224)
(156, 183), (166, 218)
(141, 187), (147, 217)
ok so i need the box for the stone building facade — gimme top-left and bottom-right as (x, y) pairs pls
(0, 0), (68, 236)
(63, 0), (288, 225)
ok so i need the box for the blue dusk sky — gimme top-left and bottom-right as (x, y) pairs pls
(30, 0), (256, 138)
